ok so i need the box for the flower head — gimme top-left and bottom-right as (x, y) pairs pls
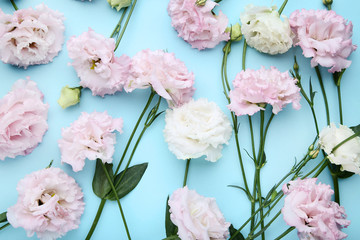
(57, 86), (82, 109)
(58, 111), (123, 172)
(0, 4), (65, 68)
(0, 79), (48, 160)
(164, 98), (232, 162)
(319, 123), (360, 174)
(240, 5), (293, 55)
(282, 178), (350, 240)
(168, 186), (230, 240)
(289, 9), (357, 73)
(67, 28), (131, 97)
(228, 67), (301, 116)
(167, 0), (229, 50)
(7, 167), (85, 240)
(125, 49), (195, 108)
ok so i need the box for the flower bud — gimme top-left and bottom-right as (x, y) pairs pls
(322, 0), (333, 5)
(195, 0), (207, 6)
(309, 149), (320, 159)
(58, 86), (82, 109)
(107, 0), (131, 11)
(308, 144), (314, 151)
(225, 23), (242, 42)
(293, 60), (299, 72)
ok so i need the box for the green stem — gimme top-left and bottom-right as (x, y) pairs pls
(278, 0), (288, 14)
(85, 199), (107, 240)
(315, 66), (330, 125)
(331, 174), (340, 204)
(332, 131), (360, 153)
(248, 116), (257, 231)
(248, 116), (257, 163)
(110, 7), (129, 38)
(114, 0), (138, 51)
(115, 96), (162, 189)
(183, 159), (191, 187)
(337, 85), (343, 124)
(235, 132), (251, 194)
(256, 111), (266, 240)
(100, 162), (131, 240)
(302, 156), (326, 178)
(10, 0), (18, 10)
(274, 227), (295, 240)
(114, 91), (155, 176)
(242, 41), (247, 70)
(312, 160), (329, 178)
(0, 223), (10, 231)
(248, 210), (282, 240)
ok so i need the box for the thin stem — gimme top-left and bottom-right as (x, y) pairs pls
(310, 106), (320, 135)
(115, 96), (162, 189)
(302, 156), (326, 178)
(10, 0), (18, 10)
(274, 227), (295, 240)
(331, 174), (340, 204)
(223, 43), (231, 93)
(0, 223), (10, 231)
(332, 131), (360, 153)
(183, 159), (191, 187)
(242, 41), (247, 70)
(315, 66), (330, 125)
(114, 0), (138, 51)
(114, 91), (155, 176)
(278, 0), (288, 14)
(256, 111), (265, 240)
(235, 133), (250, 194)
(312, 160), (329, 178)
(86, 199), (107, 240)
(110, 7), (129, 38)
(337, 85), (343, 124)
(248, 210), (282, 239)
(100, 162), (131, 240)
(248, 116), (257, 163)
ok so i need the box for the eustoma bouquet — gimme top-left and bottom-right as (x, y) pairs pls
(1, 0), (360, 239)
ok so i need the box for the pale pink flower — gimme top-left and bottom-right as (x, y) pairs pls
(167, 0), (229, 50)
(289, 9), (357, 73)
(228, 67), (301, 116)
(125, 49), (195, 108)
(7, 167), (85, 240)
(0, 4), (65, 68)
(67, 28), (131, 97)
(0, 79), (48, 160)
(282, 178), (350, 240)
(58, 111), (123, 172)
(168, 186), (230, 240)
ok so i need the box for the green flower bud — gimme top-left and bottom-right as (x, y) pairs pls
(309, 149), (320, 159)
(58, 86), (82, 109)
(225, 23), (242, 42)
(195, 0), (207, 6)
(107, 0), (131, 11)
(322, 0), (333, 5)
(308, 144), (314, 151)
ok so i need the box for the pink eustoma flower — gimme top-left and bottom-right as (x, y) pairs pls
(289, 9), (357, 73)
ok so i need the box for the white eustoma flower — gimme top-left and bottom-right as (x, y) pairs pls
(319, 123), (360, 174)
(164, 98), (232, 162)
(240, 4), (293, 55)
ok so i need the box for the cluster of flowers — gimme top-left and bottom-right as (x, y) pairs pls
(1, 0), (359, 239)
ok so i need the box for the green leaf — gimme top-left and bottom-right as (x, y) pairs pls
(92, 159), (114, 199)
(162, 236), (180, 240)
(350, 124), (360, 135)
(105, 163), (148, 200)
(228, 185), (253, 202)
(229, 224), (245, 240)
(0, 212), (7, 223)
(309, 78), (316, 103)
(165, 196), (178, 237)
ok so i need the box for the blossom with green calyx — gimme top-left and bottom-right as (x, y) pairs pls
(323, 0), (333, 10)
(195, 0), (207, 6)
(107, 0), (131, 11)
(57, 86), (82, 109)
(225, 23), (242, 42)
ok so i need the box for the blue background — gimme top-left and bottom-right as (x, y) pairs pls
(0, 0), (359, 239)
